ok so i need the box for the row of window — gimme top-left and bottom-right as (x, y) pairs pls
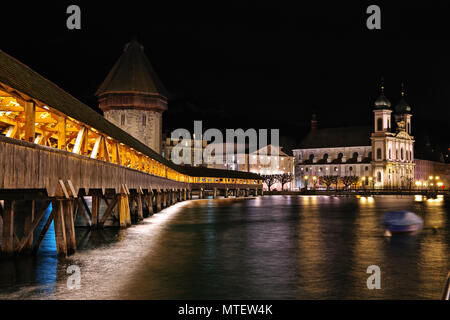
(301, 166), (370, 173)
(306, 152), (368, 161)
(377, 147), (412, 161)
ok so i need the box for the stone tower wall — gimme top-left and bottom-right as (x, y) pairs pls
(104, 109), (162, 154)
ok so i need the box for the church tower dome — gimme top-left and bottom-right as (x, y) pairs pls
(373, 79), (391, 109)
(96, 37), (167, 153)
(372, 78), (393, 133)
(394, 83), (413, 134)
(394, 84), (412, 114)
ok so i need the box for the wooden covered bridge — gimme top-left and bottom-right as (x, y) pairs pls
(0, 49), (263, 257)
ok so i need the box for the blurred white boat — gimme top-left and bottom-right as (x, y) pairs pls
(383, 210), (423, 234)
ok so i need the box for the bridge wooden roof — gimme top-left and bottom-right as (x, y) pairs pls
(0, 49), (260, 180)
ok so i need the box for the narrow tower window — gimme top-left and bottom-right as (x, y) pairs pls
(377, 118), (383, 131)
(142, 114), (147, 126)
(376, 148), (382, 160)
(121, 114), (125, 126)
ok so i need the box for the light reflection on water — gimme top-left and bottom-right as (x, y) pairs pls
(0, 195), (448, 299)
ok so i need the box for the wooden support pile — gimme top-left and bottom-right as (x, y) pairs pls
(0, 185), (193, 258)
(0, 200), (55, 257)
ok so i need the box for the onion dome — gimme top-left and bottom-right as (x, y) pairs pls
(373, 79), (391, 109)
(395, 83), (412, 114)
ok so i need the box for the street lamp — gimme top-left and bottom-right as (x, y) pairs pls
(362, 176), (366, 189)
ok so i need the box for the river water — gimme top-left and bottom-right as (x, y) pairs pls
(0, 195), (449, 300)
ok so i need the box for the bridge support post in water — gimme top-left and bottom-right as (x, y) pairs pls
(63, 200), (77, 255)
(183, 189), (187, 201)
(118, 185), (131, 228)
(146, 191), (154, 215)
(91, 194), (100, 229)
(172, 189), (177, 205)
(213, 188), (217, 199)
(236, 188), (240, 198)
(165, 190), (170, 207)
(1, 200), (14, 256)
(53, 200), (67, 256)
(245, 188), (249, 197)
(23, 200), (35, 253)
(199, 188), (204, 199)
(161, 190), (166, 208)
(164, 190), (170, 208)
(136, 192), (144, 222)
(225, 188), (228, 198)
(156, 190), (162, 212)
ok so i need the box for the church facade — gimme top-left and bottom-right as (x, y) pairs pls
(293, 83), (415, 189)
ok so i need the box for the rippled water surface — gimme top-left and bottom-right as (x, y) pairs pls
(0, 195), (449, 299)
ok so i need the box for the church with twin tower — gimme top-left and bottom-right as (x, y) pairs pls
(96, 38), (167, 154)
(371, 82), (415, 187)
(294, 81), (415, 189)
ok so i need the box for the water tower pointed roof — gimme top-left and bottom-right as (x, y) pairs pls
(96, 37), (168, 98)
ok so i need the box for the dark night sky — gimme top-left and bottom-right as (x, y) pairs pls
(1, 1), (449, 155)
